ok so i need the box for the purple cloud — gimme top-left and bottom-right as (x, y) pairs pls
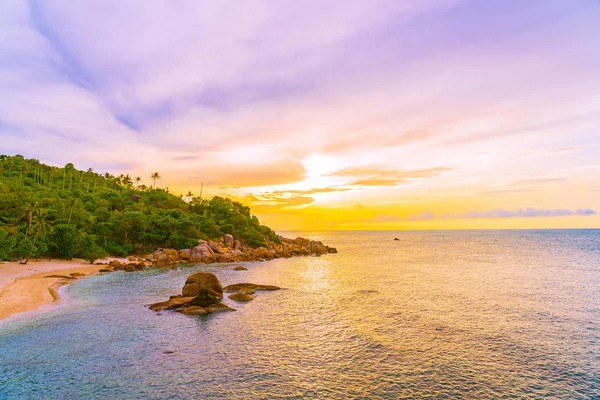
(441, 208), (597, 219)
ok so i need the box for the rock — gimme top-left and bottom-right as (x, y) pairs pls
(70, 272), (85, 277)
(179, 249), (191, 260)
(180, 306), (208, 315)
(124, 265), (136, 272)
(182, 272), (223, 306)
(99, 268), (112, 273)
(149, 296), (195, 312)
(44, 274), (75, 280)
(233, 266), (248, 271)
(207, 240), (222, 253)
(162, 350), (175, 354)
(218, 247), (230, 254)
(223, 234), (234, 248)
(109, 260), (121, 267)
(223, 283), (281, 293)
(204, 303), (236, 313)
(131, 194), (140, 202)
(394, 238), (400, 241)
(228, 292), (255, 302)
(190, 243), (213, 259)
(135, 262), (146, 270)
(128, 255), (135, 261)
(328, 247), (338, 253)
(233, 240), (241, 250)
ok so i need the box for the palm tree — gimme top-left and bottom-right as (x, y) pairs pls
(150, 172), (161, 190)
(21, 164), (28, 185)
(186, 191), (193, 197)
(22, 201), (38, 237)
(134, 176), (142, 187)
(49, 166), (55, 187)
(124, 174), (133, 187)
(21, 209), (51, 264)
(67, 198), (77, 225)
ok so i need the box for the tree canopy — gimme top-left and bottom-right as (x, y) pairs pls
(0, 155), (280, 262)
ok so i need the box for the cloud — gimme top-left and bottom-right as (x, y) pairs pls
(441, 208), (597, 219)
(333, 166), (452, 187)
(404, 211), (436, 221)
(184, 158), (306, 187)
(265, 187), (351, 196)
(365, 214), (402, 223)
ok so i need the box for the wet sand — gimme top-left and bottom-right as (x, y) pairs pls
(0, 259), (107, 321)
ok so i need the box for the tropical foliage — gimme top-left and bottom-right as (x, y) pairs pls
(0, 155), (280, 263)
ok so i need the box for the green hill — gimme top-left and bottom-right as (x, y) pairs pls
(0, 154), (280, 263)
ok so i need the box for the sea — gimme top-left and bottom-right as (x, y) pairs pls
(0, 230), (599, 399)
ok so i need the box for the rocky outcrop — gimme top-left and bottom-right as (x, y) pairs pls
(182, 272), (223, 306)
(148, 273), (279, 316)
(96, 234), (336, 276)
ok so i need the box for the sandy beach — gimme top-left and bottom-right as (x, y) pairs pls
(0, 259), (107, 322)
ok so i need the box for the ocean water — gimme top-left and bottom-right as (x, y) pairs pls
(1, 230), (599, 399)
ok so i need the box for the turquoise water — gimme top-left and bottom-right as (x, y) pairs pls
(1, 230), (599, 399)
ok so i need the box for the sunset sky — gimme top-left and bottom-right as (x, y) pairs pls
(1, 0), (599, 230)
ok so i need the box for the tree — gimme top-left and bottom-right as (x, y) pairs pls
(22, 201), (38, 237)
(150, 172), (161, 190)
(134, 176), (142, 187)
(21, 209), (51, 264)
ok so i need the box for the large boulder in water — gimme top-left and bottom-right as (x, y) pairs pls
(182, 272), (223, 306)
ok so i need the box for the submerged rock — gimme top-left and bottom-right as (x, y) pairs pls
(233, 266), (248, 271)
(223, 283), (281, 293)
(44, 274), (75, 280)
(228, 292), (255, 302)
(149, 296), (195, 312)
(204, 303), (236, 313)
(180, 306), (208, 315)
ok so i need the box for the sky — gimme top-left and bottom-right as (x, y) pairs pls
(1, 0), (599, 230)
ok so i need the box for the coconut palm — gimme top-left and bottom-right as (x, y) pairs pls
(22, 201), (38, 237)
(150, 172), (161, 190)
(134, 176), (142, 187)
(21, 209), (51, 264)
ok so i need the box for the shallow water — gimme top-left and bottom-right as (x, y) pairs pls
(1, 230), (599, 399)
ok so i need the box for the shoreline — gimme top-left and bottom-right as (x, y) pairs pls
(0, 259), (107, 323)
(0, 235), (337, 324)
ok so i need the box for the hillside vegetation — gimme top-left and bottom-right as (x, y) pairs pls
(0, 155), (280, 263)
